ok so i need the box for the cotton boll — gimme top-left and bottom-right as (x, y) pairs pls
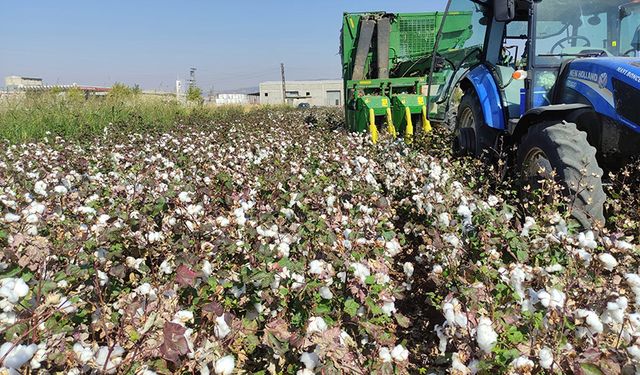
(94, 346), (125, 374)
(435, 325), (448, 353)
(451, 352), (471, 374)
(173, 310), (194, 325)
(520, 217), (536, 237)
(403, 262), (414, 279)
(539, 347), (554, 369)
(576, 249), (592, 266)
(487, 195), (499, 207)
(319, 286), (333, 300)
(159, 260), (173, 275)
(438, 212), (450, 227)
(214, 355), (235, 375)
(350, 262), (370, 283)
(214, 315), (231, 339)
(202, 261), (212, 277)
(0, 342), (38, 371)
(509, 266), (526, 301)
(575, 309), (604, 334)
(510, 356), (534, 371)
(381, 300), (396, 316)
(602, 297), (628, 325)
(300, 351), (320, 369)
(73, 343), (94, 364)
(385, 239), (402, 257)
(628, 345), (640, 362)
(178, 191), (192, 203)
(379, 347), (392, 363)
(391, 344), (409, 362)
(537, 289), (565, 309)
(34, 181), (47, 197)
(3, 213), (20, 223)
(476, 317), (498, 353)
(307, 316), (328, 334)
(0, 278), (30, 304)
(309, 260), (327, 276)
(598, 253), (618, 271)
(53, 185), (68, 195)
(578, 231), (598, 249)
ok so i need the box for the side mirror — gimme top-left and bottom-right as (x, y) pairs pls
(494, 0), (515, 22)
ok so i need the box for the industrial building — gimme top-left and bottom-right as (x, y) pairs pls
(259, 80), (343, 107)
(5, 76), (43, 91)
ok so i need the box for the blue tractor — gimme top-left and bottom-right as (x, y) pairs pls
(427, 0), (640, 227)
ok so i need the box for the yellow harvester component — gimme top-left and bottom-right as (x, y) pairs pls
(369, 108), (379, 144)
(422, 105), (432, 133)
(404, 107), (413, 144)
(386, 107), (397, 138)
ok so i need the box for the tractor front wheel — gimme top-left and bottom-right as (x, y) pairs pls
(454, 90), (499, 158)
(517, 121), (606, 228)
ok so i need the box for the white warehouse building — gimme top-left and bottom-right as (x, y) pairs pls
(259, 80), (343, 107)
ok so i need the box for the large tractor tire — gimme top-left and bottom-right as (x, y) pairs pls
(454, 90), (499, 158)
(517, 121), (606, 228)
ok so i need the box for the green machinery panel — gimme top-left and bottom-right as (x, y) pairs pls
(341, 11), (472, 142)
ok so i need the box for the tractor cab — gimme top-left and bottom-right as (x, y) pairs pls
(429, 0), (640, 227)
(429, 0), (640, 125)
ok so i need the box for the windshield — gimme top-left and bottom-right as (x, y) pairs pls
(621, 2), (640, 56)
(534, 0), (639, 65)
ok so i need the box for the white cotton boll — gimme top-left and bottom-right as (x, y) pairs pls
(34, 181), (47, 197)
(202, 261), (212, 277)
(233, 208), (246, 226)
(0, 342), (38, 371)
(435, 325), (448, 353)
(214, 315), (231, 339)
(509, 266), (526, 301)
(216, 216), (230, 227)
(598, 253), (618, 271)
(73, 343), (94, 364)
(76, 206), (96, 216)
(148, 231), (163, 243)
(58, 299), (77, 314)
(510, 356), (534, 371)
(476, 317), (498, 353)
(381, 300), (396, 316)
(539, 347), (554, 369)
(307, 316), (328, 334)
(385, 239), (402, 257)
(602, 297), (628, 325)
(308, 260), (326, 275)
(438, 212), (450, 227)
(443, 233), (461, 248)
(616, 240), (635, 251)
(300, 351), (320, 369)
(537, 289), (565, 309)
(576, 309), (604, 334)
(54, 185), (68, 195)
(379, 347), (392, 363)
(25, 214), (38, 224)
(4, 213), (20, 223)
(432, 264), (443, 275)
(545, 264), (563, 273)
(173, 310), (194, 325)
(403, 262), (414, 279)
(97, 271), (109, 287)
(442, 298), (467, 328)
(94, 346), (124, 374)
(576, 249), (593, 266)
(578, 231), (598, 249)
(214, 355), (235, 375)
(457, 204), (472, 225)
(391, 344), (409, 362)
(277, 242), (290, 258)
(200, 362), (211, 375)
(350, 262), (370, 283)
(520, 216), (536, 237)
(0, 278), (30, 304)
(628, 345), (640, 362)
(451, 352), (471, 374)
(319, 286), (333, 300)
(29, 344), (46, 369)
(159, 260), (173, 275)
(178, 191), (192, 203)
(487, 195), (499, 207)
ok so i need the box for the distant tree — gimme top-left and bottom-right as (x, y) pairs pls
(187, 86), (203, 104)
(66, 87), (85, 103)
(108, 83), (134, 100)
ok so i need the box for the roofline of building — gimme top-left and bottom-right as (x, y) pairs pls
(260, 79), (342, 85)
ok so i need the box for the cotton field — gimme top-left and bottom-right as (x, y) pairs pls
(1, 108), (640, 374)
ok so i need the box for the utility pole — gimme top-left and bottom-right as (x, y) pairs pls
(189, 67), (197, 89)
(281, 63), (286, 105)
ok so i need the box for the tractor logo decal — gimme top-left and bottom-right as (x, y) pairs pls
(598, 73), (608, 89)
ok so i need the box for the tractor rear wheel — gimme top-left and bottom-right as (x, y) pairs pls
(454, 90), (499, 158)
(517, 121), (606, 228)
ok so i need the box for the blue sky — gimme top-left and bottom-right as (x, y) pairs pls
(0, 1), (448, 91)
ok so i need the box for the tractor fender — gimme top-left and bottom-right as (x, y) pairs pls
(511, 104), (592, 142)
(460, 65), (506, 131)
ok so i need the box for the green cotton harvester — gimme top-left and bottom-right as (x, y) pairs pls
(341, 11), (472, 143)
